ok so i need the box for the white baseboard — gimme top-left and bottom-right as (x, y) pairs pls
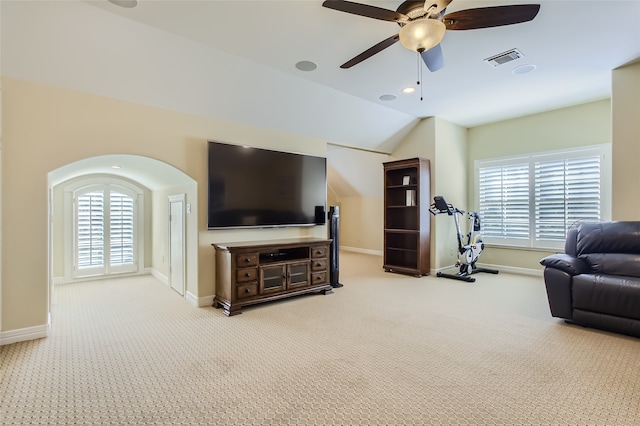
(186, 291), (214, 308)
(150, 268), (169, 286)
(0, 321), (50, 346)
(480, 263), (543, 277)
(341, 246), (383, 256)
(341, 248), (541, 277)
(53, 268), (156, 286)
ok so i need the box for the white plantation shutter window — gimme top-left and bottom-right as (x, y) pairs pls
(535, 156), (601, 242)
(476, 145), (610, 249)
(73, 183), (139, 278)
(478, 163), (530, 241)
(76, 191), (105, 270)
(110, 191), (135, 267)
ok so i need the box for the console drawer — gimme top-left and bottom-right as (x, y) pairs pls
(236, 253), (258, 267)
(311, 246), (328, 259)
(311, 259), (327, 271)
(312, 271), (327, 285)
(237, 283), (258, 299)
(236, 267), (258, 283)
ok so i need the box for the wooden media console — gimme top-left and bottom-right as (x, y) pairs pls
(212, 238), (333, 316)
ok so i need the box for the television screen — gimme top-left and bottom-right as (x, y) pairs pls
(207, 141), (327, 229)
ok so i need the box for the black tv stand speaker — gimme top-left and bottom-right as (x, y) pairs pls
(328, 206), (343, 288)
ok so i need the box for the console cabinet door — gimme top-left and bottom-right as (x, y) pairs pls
(288, 261), (311, 289)
(260, 264), (286, 294)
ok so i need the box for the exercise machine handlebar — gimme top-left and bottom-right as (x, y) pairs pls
(429, 195), (465, 216)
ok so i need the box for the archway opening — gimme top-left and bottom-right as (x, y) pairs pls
(47, 154), (198, 319)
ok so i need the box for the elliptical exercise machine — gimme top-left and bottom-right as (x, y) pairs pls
(429, 196), (499, 282)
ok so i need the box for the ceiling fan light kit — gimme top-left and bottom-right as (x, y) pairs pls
(398, 19), (446, 53)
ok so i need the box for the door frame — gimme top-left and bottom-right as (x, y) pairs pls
(168, 194), (186, 296)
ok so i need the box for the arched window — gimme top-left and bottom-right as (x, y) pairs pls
(66, 179), (143, 280)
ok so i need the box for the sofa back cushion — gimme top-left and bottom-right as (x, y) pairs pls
(576, 221), (640, 277)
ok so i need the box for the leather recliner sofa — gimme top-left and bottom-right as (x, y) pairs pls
(540, 221), (640, 338)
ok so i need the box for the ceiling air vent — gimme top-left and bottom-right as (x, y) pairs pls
(484, 48), (524, 67)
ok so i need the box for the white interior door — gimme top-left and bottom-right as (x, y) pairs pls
(169, 195), (185, 296)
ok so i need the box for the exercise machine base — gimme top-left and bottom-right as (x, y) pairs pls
(436, 266), (499, 283)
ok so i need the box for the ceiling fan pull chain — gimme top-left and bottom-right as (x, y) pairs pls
(416, 52), (421, 86)
(417, 53), (424, 101)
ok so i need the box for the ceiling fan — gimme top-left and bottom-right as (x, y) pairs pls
(322, 0), (540, 71)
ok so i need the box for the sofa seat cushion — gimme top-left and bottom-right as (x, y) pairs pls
(573, 274), (640, 321)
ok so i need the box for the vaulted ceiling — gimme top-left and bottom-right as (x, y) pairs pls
(4, 1), (639, 153)
(88, 0), (640, 148)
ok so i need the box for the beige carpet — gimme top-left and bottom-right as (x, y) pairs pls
(1, 252), (639, 425)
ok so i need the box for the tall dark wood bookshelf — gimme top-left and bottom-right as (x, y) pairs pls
(383, 158), (431, 277)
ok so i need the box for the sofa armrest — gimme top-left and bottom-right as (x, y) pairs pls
(540, 253), (590, 276)
(542, 268), (574, 319)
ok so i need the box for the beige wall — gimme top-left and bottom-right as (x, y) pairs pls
(467, 99), (611, 162)
(611, 60), (640, 220)
(327, 146), (388, 254)
(339, 196), (383, 253)
(432, 118), (468, 269)
(1, 77), (327, 333)
(467, 99), (612, 270)
(390, 117), (437, 162)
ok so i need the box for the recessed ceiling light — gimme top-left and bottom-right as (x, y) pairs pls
(295, 61), (318, 72)
(108, 0), (138, 8)
(401, 87), (416, 94)
(512, 64), (537, 75)
(111, 164), (122, 169)
(379, 94), (396, 101)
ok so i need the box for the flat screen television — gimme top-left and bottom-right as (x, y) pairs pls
(207, 141), (327, 229)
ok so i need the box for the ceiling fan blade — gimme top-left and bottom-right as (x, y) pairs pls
(340, 34), (400, 69)
(420, 44), (444, 72)
(322, 0), (408, 23)
(443, 4), (540, 30)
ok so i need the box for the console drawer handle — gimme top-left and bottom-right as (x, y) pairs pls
(245, 272), (251, 277)
(244, 288), (251, 294)
(245, 257), (251, 263)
